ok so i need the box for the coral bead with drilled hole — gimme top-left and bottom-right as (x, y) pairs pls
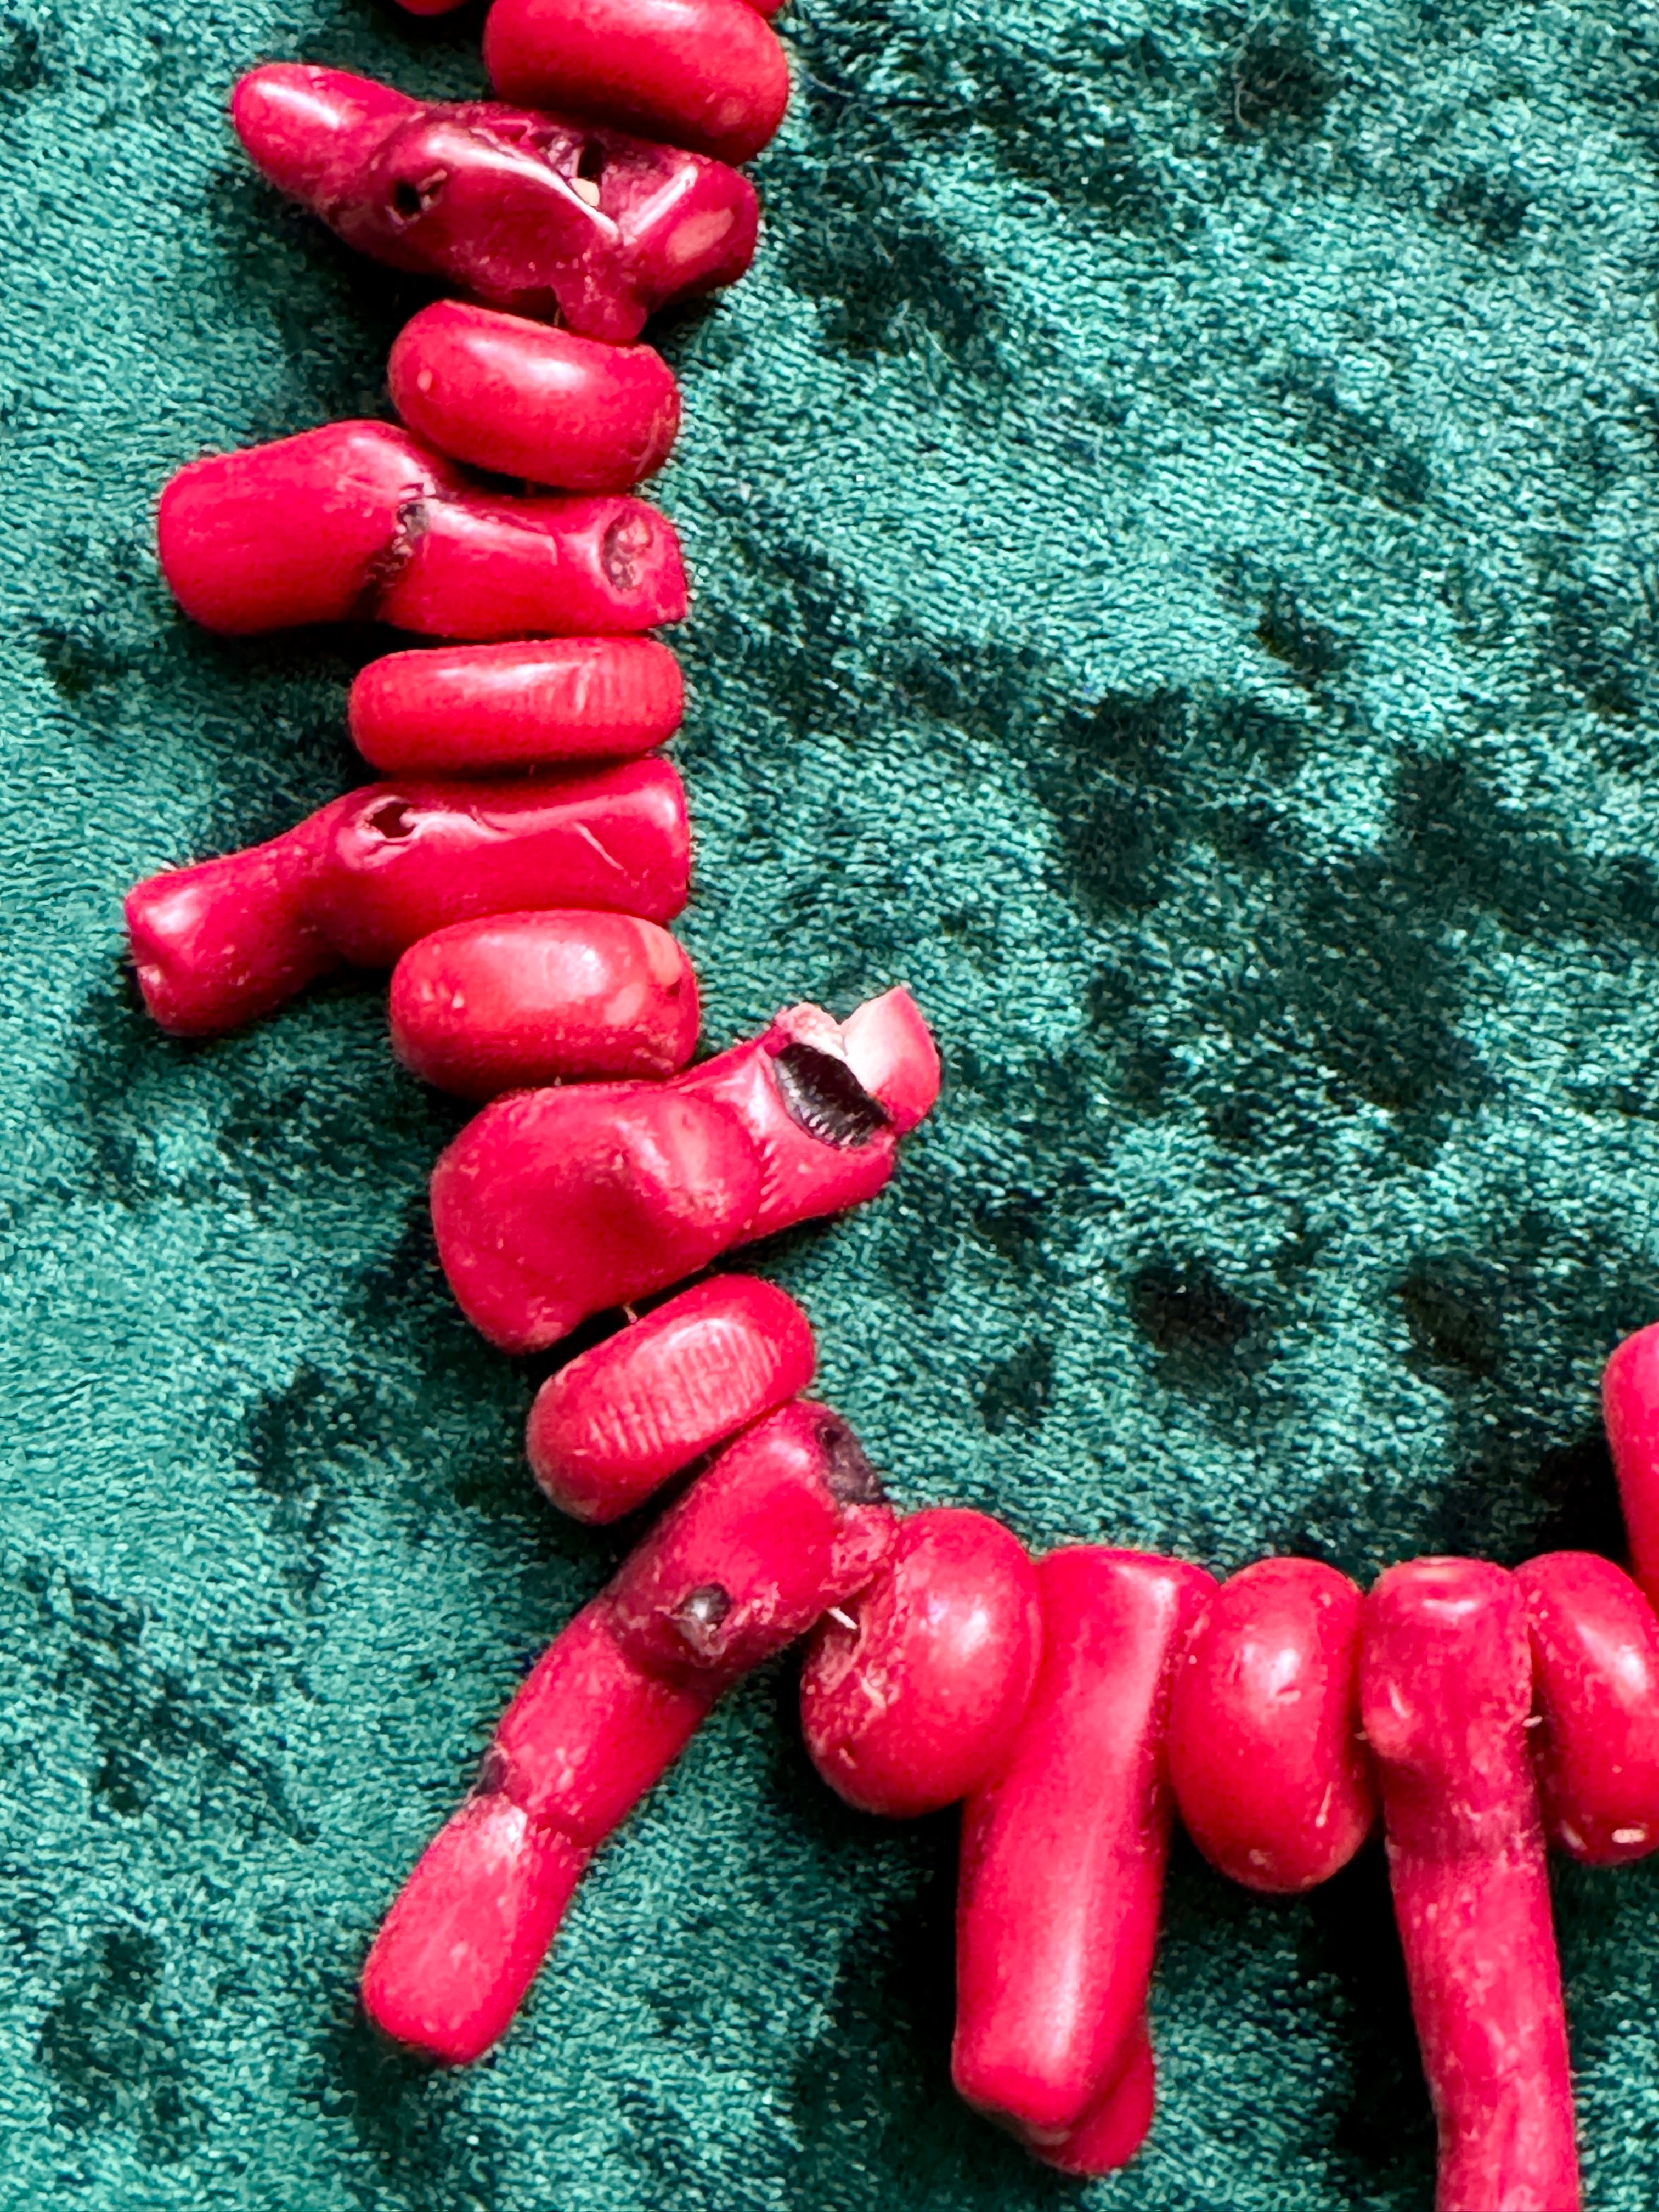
(390, 910), (698, 1099)
(527, 1275), (815, 1521)
(953, 1548), (1215, 2143)
(1517, 1551), (1659, 1866)
(158, 422), (686, 639)
(1167, 1557), (1376, 1894)
(800, 1508), (1043, 1818)
(484, 0), (789, 166)
(232, 65), (758, 344)
(390, 304), (680, 491)
(363, 1403), (894, 2063)
(307, 760), (689, 969)
(1361, 1559), (1579, 2212)
(349, 639), (684, 776)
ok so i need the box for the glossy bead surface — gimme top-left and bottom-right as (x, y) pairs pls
(308, 760), (689, 969)
(158, 421), (686, 639)
(1167, 1557), (1375, 1894)
(389, 910), (698, 1099)
(800, 1508), (1043, 1818)
(349, 637), (683, 776)
(390, 303), (679, 491)
(484, 0), (789, 166)
(953, 1548), (1215, 2142)
(1517, 1550), (1659, 1866)
(1360, 1559), (1578, 2212)
(1029, 2021), (1156, 2176)
(233, 66), (758, 344)
(526, 1274), (815, 1521)
(1605, 1321), (1659, 1608)
(359, 1795), (589, 2067)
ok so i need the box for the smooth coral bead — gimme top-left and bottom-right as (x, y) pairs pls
(800, 1508), (1043, 1818)
(1168, 1557), (1376, 1894)
(1518, 1550), (1659, 1865)
(484, 0), (789, 166)
(389, 910), (699, 1099)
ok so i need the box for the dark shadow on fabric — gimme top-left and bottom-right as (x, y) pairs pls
(35, 1927), (204, 2164)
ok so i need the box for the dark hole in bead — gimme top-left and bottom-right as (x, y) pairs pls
(474, 1747), (508, 1797)
(773, 1043), (891, 1149)
(577, 141), (607, 185)
(815, 1414), (883, 1505)
(366, 799), (417, 840)
(674, 1583), (732, 1656)
(391, 179), (423, 221)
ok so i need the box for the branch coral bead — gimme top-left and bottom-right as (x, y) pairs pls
(232, 65), (758, 343)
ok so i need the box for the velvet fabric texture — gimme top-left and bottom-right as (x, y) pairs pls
(5, 0), (1659, 2202)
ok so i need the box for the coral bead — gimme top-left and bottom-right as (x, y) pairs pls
(390, 304), (680, 492)
(527, 1275), (815, 1522)
(1517, 1550), (1659, 1865)
(349, 639), (684, 776)
(1167, 1557), (1375, 1894)
(800, 1508), (1042, 1818)
(389, 911), (699, 1099)
(484, 0), (789, 166)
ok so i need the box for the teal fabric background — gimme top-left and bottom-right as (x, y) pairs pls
(5, 0), (1659, 2200)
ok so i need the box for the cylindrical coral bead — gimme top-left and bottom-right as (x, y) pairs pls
(484, 0), (789, 166)
(1360, 1559), (1579, 2212)
(349, 639), (684, 776)
(390, 304), (680, 491)
(800, 1507), (1043, 1818)
(307, 760), (689, 968)
(158, 422), (686, 639)
(1517, 1550), (1659, 1866)
(952, 1547), (1215, 2143)
(526, 1274), (815, 1521)
(1167, 1556), (1376, 1894)
(389, 911), (699, 1099)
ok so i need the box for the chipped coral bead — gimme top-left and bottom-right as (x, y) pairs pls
(306, 760), (689, 969)
(349, 638), (684, 777)
(362, 1402), (894, 2063)
(233, 65), (758, 345)
(1517, 1550), (1659, 1866)
(158, 422), (686, 640)
(431, 992), (937, 1352)
(390, 910), (698, 1100)
(484, 0), (789, 167)
(526, 1274), (815, 1521)
(953, 1548), (1215, 2144)
(1167, 1557), (1376, 1895)
(390, 303), (680, 492)
(1360, 1560), (1579, 2212)
(838, 986), (941, 1135)
(800, 1507), (1043, 1818)
(1604, 1321), (1659, 1610)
